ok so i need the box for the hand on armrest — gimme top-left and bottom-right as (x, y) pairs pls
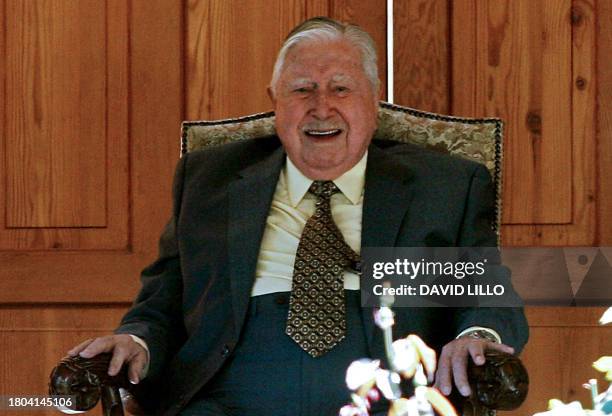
(434, 336), (515, 397)
(67, 334), (148, 385)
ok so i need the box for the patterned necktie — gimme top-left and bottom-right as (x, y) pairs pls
(286, 180), (361, 357)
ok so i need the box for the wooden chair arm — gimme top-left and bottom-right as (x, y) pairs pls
(461, 350), (529, 416)
(49, 350), (528, 416)
(49, 353), (134, 416)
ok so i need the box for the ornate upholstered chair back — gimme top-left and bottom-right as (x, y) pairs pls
(181, 101), (504, 244)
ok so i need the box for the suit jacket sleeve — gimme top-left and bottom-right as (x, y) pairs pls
(453, 164), (529, 352)
(114, 154), (189, 380)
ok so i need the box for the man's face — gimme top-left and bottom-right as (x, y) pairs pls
(269, 38), (379, 180)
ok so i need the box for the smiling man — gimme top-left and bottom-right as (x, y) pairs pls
(68, 17), (528, 416)
(271, 31), (378, 180)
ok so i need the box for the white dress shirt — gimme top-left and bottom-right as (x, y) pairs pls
(251, 153), (367, 295)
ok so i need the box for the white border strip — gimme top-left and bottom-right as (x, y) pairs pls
(386, 0), (394, 103)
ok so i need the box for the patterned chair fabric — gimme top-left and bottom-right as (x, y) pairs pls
(181, 101), (504, 245)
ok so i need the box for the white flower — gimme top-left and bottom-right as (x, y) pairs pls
(593, 357), (612, 381)
(599, 307), (612, 325)
(349, 393), (370, 411)
(339, 404), (368, 416)
(417, 386), (458, 416)
(388, 398), (419, 416)
(595, 386), (612, 412)
(374, 307), (395, 330)
(346, 359), (380, 391)
(375, 369), (402, 400)
(391, 338), (418, 376)
(391, 335), (437, 381)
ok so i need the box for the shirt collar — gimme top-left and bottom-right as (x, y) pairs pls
(285, 152), (368, 207)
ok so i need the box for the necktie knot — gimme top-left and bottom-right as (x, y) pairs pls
(309, 180), (339, 199)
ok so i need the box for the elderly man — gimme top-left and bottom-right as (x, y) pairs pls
(69, 17), (528, 416)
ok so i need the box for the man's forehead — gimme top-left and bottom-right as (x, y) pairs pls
(287, 74), (356, 86)
(281, 51), (364, 83)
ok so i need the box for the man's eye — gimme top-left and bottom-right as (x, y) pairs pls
(294, 87), (310, 93)
(335, 86), (349, 93)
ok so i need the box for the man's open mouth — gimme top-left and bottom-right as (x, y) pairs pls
(304, 129), (342, 138)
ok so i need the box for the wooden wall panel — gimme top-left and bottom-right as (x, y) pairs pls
(186, 0), (305, 120)
(453, 0), (573, 226)
(598, 0), (612, 244)
(451, 0), (597, 246)
(389, 0), (600, 245)
(0, 0), (184, 302)
(499, 0), (597, 246)
(329, 0), (388, 100)
(186, 0), (387, 120)
(1, 0), (129, 250)
(0, 306), (128, 416)
(129, 0), (185, 258)
(5, 1), (107, 228)
(393, 0), (450, 113)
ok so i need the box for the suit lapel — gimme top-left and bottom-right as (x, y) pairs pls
(228, 146), (285, 339)
(361, 143), (416, 349)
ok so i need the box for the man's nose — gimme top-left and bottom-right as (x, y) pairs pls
(310, 93), (333, 119)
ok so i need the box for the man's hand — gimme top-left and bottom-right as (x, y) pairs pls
(67, 335), (148, 384)
(434, 338), (514, 397)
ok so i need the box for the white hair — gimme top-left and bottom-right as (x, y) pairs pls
(270, 17), (379, 94)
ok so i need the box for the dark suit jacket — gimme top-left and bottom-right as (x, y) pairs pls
(116, 136), (528, 415)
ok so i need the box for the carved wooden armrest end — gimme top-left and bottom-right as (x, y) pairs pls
(49, 353), (130, 416)
(462, 350), (529, 416)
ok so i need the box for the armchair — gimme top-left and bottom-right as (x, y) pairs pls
(50, 102), (526, 416)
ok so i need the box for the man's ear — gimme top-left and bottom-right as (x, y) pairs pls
(267, 86), (276, 107)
